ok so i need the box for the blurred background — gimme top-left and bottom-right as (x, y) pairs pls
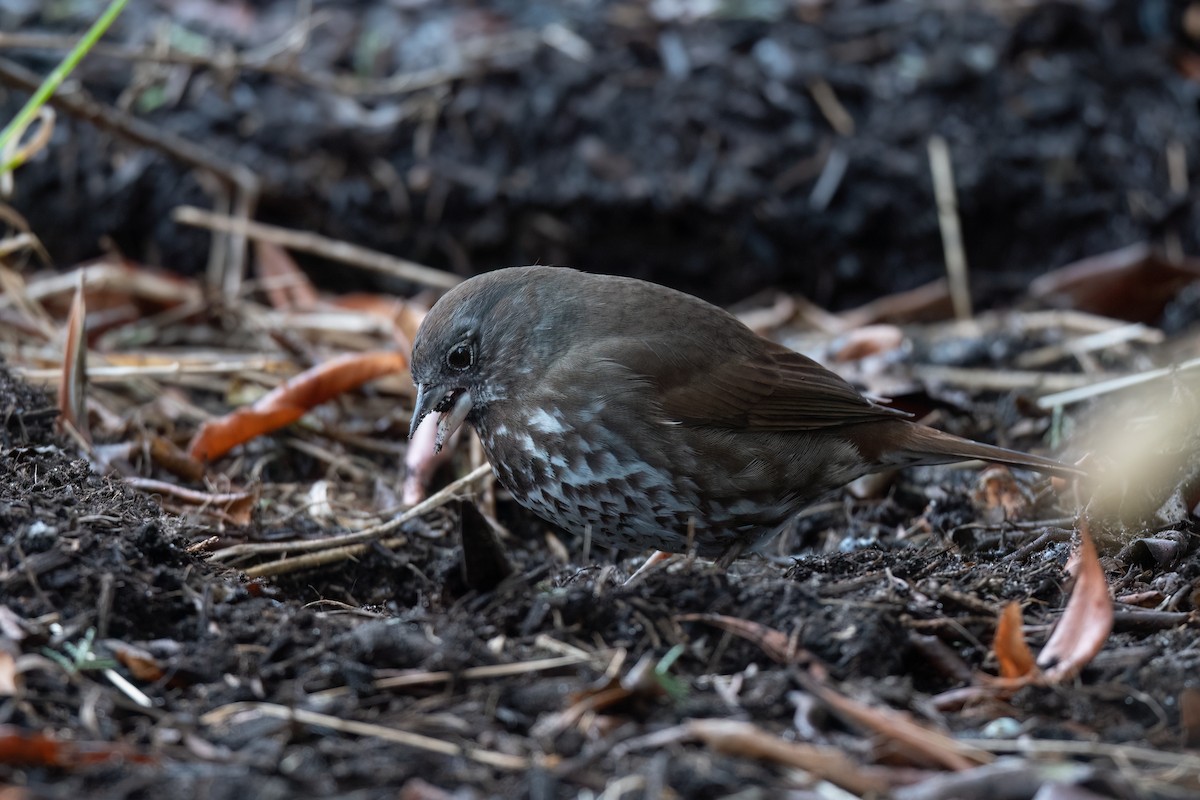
(3, 0), (1199, 308)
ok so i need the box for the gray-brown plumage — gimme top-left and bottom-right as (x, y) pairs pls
(409, 266), (1078, 561)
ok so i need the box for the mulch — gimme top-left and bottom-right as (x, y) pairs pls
(2, 0), (1200, 798)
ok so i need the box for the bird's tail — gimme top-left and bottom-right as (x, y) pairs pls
(846, 420), (1084, 479)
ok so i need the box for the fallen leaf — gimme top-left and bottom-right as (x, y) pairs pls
(105, 640), (166, 682)
(839, 278), (953, 327)
(1037, 522), (1113, 681)
(0, 726), (60, 766)
(978, 522), (1112, 690)
(56, 273), (89, 442)
(1029, 243), (1200, 323)
(256, 242), (319, 311)
(0, 725), (156, 767)
(147, 435), (206, 482)
(830, 324), (905, 362)
(1114, 590), (1164, 608)
(188, 350), (409, 461)
(972, 466), (1031, 522)
(993, 602), (1035, 679)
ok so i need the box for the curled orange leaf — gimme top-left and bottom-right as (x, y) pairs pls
(993, 601), (1035, 679)
(188, 350), (408, 462)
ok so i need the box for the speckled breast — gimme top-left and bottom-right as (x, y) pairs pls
(471, 408), (740, 555)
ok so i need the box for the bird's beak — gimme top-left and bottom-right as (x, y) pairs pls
(409, 383), (474, 454)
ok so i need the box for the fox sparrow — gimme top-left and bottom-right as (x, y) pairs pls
(409, 266), (1078, 562)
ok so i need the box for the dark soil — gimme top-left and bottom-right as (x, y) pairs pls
(4, 0), (1200, 306)
(2, 1), (1200, 798)
(2, 352), (1198, 798)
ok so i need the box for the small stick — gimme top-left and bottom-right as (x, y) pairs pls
(1165, 140), (1188, 262)
(223, 181), (257, 300)
(928, 135), (972, 320)
(1014, 309), (1164, 336)
(374, 653), (596, 690)
(211, 463), (491, 564)
(913, 365), (1110, 394)
(808, 147), (849, 212)
(958, 736), (1200, 771)
(807, 79), (855, 136)
(241, 533), (407, 578)
(1016, 322), (1163, 369)
(174, 205), (460, 289)
(1036, 356), (1200, 409)
(16, 357), (293, 383)
(199, 702), (528, 770)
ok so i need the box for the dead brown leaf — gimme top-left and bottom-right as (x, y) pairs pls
(972, 466), (1031, 522)
(979, 521), (1112, 691)
(331, 293), (427, 348)
(1029, 243), (1200, 323)
(839, 278), (953, 327)
(993, 602), (1036, 680)
(105, 640), (166, 683)
(187, 350), (409, 461)
(1037, 522), (1113, 681)
(0, 725), (156, 767)
(255, 241), (319, 311)
(830, 324), (905, 362)
(1181, 688), (1200, 746)
(56, 273), (88, 442)
(147, 435), (206, 483)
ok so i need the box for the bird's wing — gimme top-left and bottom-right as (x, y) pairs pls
(600, 335), (908, 431)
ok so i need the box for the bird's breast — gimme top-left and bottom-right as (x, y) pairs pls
(472, 405), (703, 544)
(469, 405), (866, 556)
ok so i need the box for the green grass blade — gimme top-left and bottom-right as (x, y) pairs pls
(0, 0), (130, 174)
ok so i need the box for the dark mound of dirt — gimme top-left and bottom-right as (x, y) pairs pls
(5, 0), (1200, 306)
(2, 354), (1197, 797)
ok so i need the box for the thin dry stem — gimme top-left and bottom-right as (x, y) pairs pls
(174, 205), (459, 289)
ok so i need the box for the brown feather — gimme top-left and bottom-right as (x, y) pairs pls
(842, 420), (1084, 478)
(594, 334), (906, 431)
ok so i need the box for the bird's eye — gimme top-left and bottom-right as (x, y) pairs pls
(446, 342), (473, 371)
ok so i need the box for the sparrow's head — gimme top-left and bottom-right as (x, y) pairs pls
(408, 266), (582, 450)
